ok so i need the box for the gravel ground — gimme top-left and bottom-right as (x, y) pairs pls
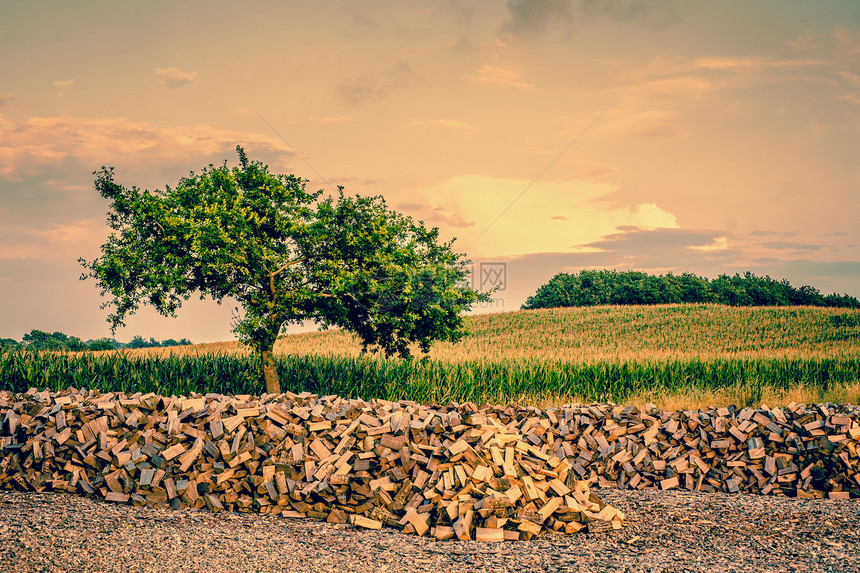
(1, 489), (858, 573)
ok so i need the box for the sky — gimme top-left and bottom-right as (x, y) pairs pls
(2, 0), (860, 343)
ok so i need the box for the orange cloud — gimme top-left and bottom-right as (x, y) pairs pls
(467, 64), (535, 89)
(411, 175), (679, 257)
(406, 119), (478, 130)
(598, 108), (687, 138)
(0, 219), (103, 260)
(787, 33), (823, 51)
(837, 71), (860, 104)
(154, 67), (198, 88)
(693, 56), (821, 71)
(834, 26), (860, 55)
(53, 80), (74, 96)
(688, 235), (729, 252)
(311, 116), (356, 124)
(0, 115), (294, 181)
(838, 71), (860, 89)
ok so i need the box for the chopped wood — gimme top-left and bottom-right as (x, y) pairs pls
(475, 527), (505, 542)
(2, 389), (859, 544)
(351, 515), (383, 530)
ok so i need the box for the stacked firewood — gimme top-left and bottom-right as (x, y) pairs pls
(588, 401), (860, 499)
(0, 389), (623, 540)
(1, 388), (858, 540)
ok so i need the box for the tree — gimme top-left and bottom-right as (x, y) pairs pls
(87, 338), (118, 351)
(80, 146), (489, 394)
(126, 335), (151, 349)
(17, 329), (88, 351)
(676, 272), (713, 303)
(306, 191), (485, 359)
(22, 330), (64, 350)
(65, 335), (89, 352)
(521, 269), (859, 310)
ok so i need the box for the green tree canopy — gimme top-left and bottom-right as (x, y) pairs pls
(19, 330), (88, 351)
(522, 269), (860, 310)
(81, 146), (489, 393)
(87, 338), (119, 351)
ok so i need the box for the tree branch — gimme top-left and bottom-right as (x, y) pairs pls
(270, 257), (307, 277)
(267, 257), (307, 303)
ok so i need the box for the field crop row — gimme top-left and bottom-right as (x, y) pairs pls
(3, 304), (857, 408)
(1, 350), (858, 407)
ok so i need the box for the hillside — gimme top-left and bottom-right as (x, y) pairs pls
(120, 303), (860, 364)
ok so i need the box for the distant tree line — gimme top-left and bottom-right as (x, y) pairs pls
(0, 330), (191, 352)
(522, 270), (860, 310)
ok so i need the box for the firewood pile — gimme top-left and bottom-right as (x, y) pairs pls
(1, 388), (858, 541)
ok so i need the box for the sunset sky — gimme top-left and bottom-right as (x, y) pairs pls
(2, 1), (859, 344)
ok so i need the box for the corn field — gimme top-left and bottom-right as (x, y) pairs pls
(2, 304), (858, 406)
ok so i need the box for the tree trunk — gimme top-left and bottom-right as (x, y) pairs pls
(260, 344), (280, 395)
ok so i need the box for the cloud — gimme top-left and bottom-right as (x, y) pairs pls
(337, 61), (412, 104)
(397, 202), (424, 211)
(0, 219), (103, 261)
(43, 178), (90, 192)
(501, 0), (681, 36)
(431, 207), (476, 229)
(310, 116), (355, 124)
(502, 0), (573, 35)
(53, 80), (74, 96)
(408, 174), (678, 257)
(562, 227), (740, 271)
(439, 37), (487, 55)
(577, 227), (727, 253)
(632, 123), (684, 138)
(0, 115), (296, 182)
(787, 33), (824, 51)
(557, 228), (850, 276)
(466, 64), (535, 89)
(689, 235), (729, 252)
(326, 175), (380, 188)
(609, 52), (830, 115)
(834, 26), (860, 55)
(406, 118), (478, 130)
(154, 67), (198, 88)
(837, 71), (860, 104)
(838, 71), (860, 90)
(692, 56), (821, 72)
(758, 241), (826, 253)
(577, 0), (680, 26)
(748, 230), (798, 238)
(0, 93), (13, 108)
(598, 108), (686, 138)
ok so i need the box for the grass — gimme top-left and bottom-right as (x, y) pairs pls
(3, 304), (859, 409)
